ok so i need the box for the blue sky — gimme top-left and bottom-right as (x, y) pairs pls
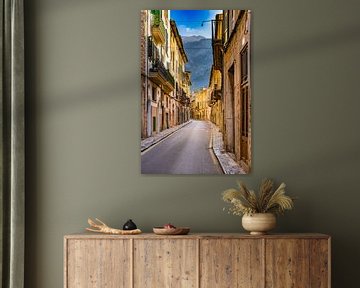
(170, 10), (222, 38)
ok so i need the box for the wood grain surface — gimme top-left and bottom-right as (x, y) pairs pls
(309, 239), (330, 288)
(266, 239), (310, 287)
(65, 239), (131, 288)
(64, 233), (330, 288)
(133, 239), (197, 288)
(200, 239), (263, 288)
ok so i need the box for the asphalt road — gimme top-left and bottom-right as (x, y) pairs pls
(141, 120), (223, 174)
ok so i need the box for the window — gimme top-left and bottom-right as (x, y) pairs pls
(165, 29), (168, 56)
(240, 45), (248, 83)
(171, 51), (175, 71)
(152, 86), (157, 101)
(152, 117), (156, 132)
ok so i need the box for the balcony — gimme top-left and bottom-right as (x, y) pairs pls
(211, 14), (223, 71)
(149, 59), (174, 93)
(211, 89), (222, 101)
(147, 36), (159, 60)
(151, 10), (166, 44)
(176, 87), (189, 106)
(212, 39), (223, 70)
(180, 95), (190, 106)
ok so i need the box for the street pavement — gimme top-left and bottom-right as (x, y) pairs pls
(141, 120), (223, 174)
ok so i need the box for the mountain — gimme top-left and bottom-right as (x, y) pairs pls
(182, 35), (206, 44)
(182, 36), (213, 92)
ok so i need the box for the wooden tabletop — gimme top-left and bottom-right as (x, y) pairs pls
(64, 232), (330, 240)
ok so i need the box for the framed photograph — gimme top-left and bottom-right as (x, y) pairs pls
(141, 10), (251, 174)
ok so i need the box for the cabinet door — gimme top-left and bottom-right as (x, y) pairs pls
(265, 239), (329, 288)
(200, 239), (264, 288)
(266, 239), (309, 288)
(65, 239), (131, 288)
(134, 239), (198, 288)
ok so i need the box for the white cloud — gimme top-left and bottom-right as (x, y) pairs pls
(175, 10), (223, 38)
(177, 24), (212, 38)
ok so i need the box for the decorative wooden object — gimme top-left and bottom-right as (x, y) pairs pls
(64, 233), (331, 288)
(86, 218), (142, 235)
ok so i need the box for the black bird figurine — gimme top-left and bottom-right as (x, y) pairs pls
(123, 219), (137, 230)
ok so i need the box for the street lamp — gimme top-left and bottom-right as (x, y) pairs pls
(201, 19), (222, 44)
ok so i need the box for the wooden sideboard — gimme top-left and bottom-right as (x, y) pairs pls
(64, 233), (330, 288)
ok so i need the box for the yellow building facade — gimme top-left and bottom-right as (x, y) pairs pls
(222, 10), (251, 172)
(192, 88), (211, 121)
(170, 20), (191, 127)
(141, 10), (191, 138)
(207, 10), (252, 172)
(208, 66), (223, 131)
(208, 13), (224, 132)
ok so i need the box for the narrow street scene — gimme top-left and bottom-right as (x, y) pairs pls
(142, 120), (222, 174)
(141, 10), (251, 174)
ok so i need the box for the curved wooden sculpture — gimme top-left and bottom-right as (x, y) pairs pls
(86, 218), (142, 235)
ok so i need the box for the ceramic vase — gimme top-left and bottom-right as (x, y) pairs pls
(242, 213), (276, 235)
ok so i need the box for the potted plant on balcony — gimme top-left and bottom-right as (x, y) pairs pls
(222, 179), (294, 235)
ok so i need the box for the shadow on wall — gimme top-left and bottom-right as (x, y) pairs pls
(41, 76), (136, 113)
(255, 22), (360, 64)
(271, 141), (360, 288)
(23, 1), (360, 288)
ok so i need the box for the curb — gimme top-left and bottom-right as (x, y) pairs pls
(210, 122), (246, 175)
(141, 120), (192, 152)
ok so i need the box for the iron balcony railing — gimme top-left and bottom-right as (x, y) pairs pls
(211, 89), (222, 101)
(211, 15), (224, 70)
(179, 89), (190, 105)
(212, 39), (223, 70)
(150, 59), (175, 87)
(147, 36), (158, 60)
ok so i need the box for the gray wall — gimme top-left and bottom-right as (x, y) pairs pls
(25, 0), (360, 287)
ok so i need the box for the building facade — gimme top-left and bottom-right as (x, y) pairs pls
(208, 66), (223, 131)
(208, 13), (224, 132)
(222, 10), (251, 172)
(192, 88), (211, 121)
(170, 20), (191, 127)
(141, 10), (191, 139)
(207, 10), (251, 173)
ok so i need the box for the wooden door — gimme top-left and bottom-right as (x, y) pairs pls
(266, 239), (309, 288)
(133, 239), (198, 288)
(240, 44), (250, 169)
(240, 85), (249, 163)
(65, 239), (131, 288)
(200, 239), (264, 288)
(227, 64), (235, 153)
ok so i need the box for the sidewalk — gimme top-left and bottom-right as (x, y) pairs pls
(210, 122), (246, 174)
(141, 121), (192, 152)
